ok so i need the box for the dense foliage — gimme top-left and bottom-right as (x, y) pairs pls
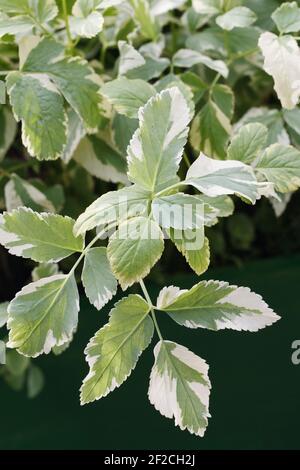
(1, 0), (300, 438)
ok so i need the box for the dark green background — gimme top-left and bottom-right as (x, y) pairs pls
(1, 255), (300, 450)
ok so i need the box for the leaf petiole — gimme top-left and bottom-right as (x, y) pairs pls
(140, 280), (163, 341)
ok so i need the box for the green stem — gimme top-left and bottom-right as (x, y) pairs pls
(154, 181), (187, 199)
(210, 72), (221, 93)
(27, 12), (54, 38)
(69, 222), (117, 277)
(140, 280), (163, 341)
(100, 42), (107, 66)
(0, 160), (39, 179)
(183, 152), (191, 169)
(62, 0), (73, 50)
(229, 47), (259, 64)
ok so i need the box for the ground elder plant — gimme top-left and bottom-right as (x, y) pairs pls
(0, 0), (300, 438)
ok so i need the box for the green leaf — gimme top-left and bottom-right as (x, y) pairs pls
(283, 108), (300, 136)
(5, 349), (30, 374)
(52, 338), (73, 356)
(129, 0), (159, 40)
(101, 77), (156, 119)
(271, 1), (300, 34)
(259, 32), (300, 110)
(62, 108), (86, 163)
(181, 71), (208, 105)
(187, 26), (260, 56)
(7, 273), (80, 357)
(150, 0), (186, 15)
(70, 0), (104, 38)
(216, 6), (257, 31)
(118, 40), (146, 76)
(195, 194), (234, 225)
(5, 174), (55, 212)
(32, 263), (59, 282)
(155, 74), (195, 120)
(0, 0), (32, 14)
(22, 38), (102, 132)
(190, 85), (234, 159)
(0, 108), (17, 162)
(186, 153), (259, 204)
(244, 0), (278, 30)
(235, 107), (289, 146)
(0, 13), (34, 37)
(170, 232), (211, 275)
(192, 0), (222, 15)
(255, 144), (300, 193)
(74, 185), (150, 236)
(0, 207), (84, 263)
(73, 135), (127, 184)
(6, 72), (67, 160)
(27, 365), (45, 398)
(82, 247), (118, 310)
(80, 294), (153, 404)
(127, 88), (191, 192)
(118, 40), (170, 81)
(157, 281), (280, 331)
(0, 302), (9, 327)
(112, 113), (139, 155)
(0, 0), (58, 37)
(152, 193), (216, 231)
(173, 49), (229, 78)
(149, 340), (211, 437)
(107, 217), (164, 290)
(227, 123), (268, 164)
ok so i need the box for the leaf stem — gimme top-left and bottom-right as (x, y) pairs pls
(62, 0), (73, 50)
(140, 280), (163, 341)
(210, 72), (221, 92)
(154, 181), (187, 199)
(69, 222), (117, 277)
(183, 152), (191, 168)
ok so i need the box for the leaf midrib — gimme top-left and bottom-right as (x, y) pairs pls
(83, 309), (151, 402)
(162, 342), (206, 431)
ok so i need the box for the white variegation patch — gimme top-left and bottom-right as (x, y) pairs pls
(150, 0), (186, 15)
(82, 247), (118, 311)
(156, 286), (186, 309)
(186, 153), (259, 204)
(127, 87), (191, 192)
(7, 274), (80, 357)
(160, 280), (280, 332)
(173, 49), (229, 78)
(0, 302), (9, 328)
(149, 341), (211, 437)
(118, 40), (146, 76)
(73, 185), (150, 236)
(0, 109), (17, 162)
(70, 11), (104, 39)
(192, 0), (222, 15)
(0, 207), (84, 263)
(259, 32), (300, 109)
(216, 6), (257, 31)
(73, 137), (128, 184)
(80, 295), (153, 404)
(18, 35), (41, 68)
(4, 176), (55, 212)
